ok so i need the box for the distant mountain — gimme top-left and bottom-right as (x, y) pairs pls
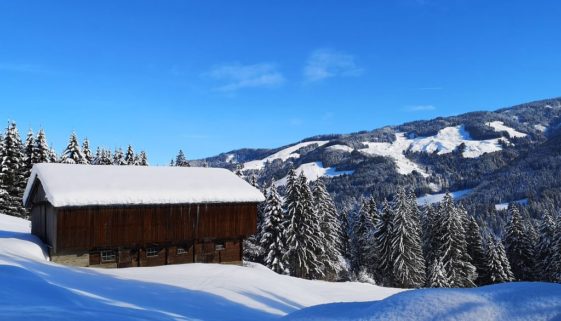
(197, 97), (561, 232)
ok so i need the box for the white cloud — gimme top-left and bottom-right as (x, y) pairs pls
(303, 48), (363, 82)
(205, 63), (285, 92)
(405, 105), (436, 112)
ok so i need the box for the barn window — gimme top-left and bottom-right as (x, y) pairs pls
(101, 250), (116, 263)
(177, 247), (187, 255)
(147, 247), (159, 257)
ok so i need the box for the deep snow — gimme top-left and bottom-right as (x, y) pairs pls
(416, 189), (473, 206)
(284, 282), (561, 321)
(23, 163), (265, 207)
(275, 161), (354, 186)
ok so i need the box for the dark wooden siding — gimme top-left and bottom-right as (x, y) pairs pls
(54, 203), (257, 253)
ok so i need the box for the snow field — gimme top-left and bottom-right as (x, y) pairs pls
(243, 141), (329, 170)
(275, 161), (354, 186)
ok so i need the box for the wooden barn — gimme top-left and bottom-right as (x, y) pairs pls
(23, 163), (265, 268)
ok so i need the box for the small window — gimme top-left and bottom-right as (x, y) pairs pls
(215, 243), (225, 251)
(177, 247), (187, 255)
(147, 247), (159, 257)
(101, 250), (116, 263)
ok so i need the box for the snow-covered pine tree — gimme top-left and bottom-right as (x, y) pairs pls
(504, 203), (536, 281)
(422, 204), (440, 269)
(537, 211), (557, 280)
(260, 183), (288, 274)
(95, 149), (113, 165)
(339, 209), (353, 274)
(48, 146), (57, 163)
(137, 151), (149, 166)
(351, 199), (374, 274)
(496, 238), (515, 282)
(390, 188), (426, 288)
(234, 163), (244, 177)
(427, 257), (451, 288)
(313, 178), (343, 280)
(125, 145), (135, 165)
(436, 193), (477, 287)
(175, 150), (190, 167)
(23, 129), (36, 175)
(82, 138), (93, 165)
(59, 132), (86, 164)
(251, 174), (258, 188)
(549, 214), (561, 283)
(34, 129), (51, 164)
(283, 170), (324, 279)
(483, 237), (512, 284)
(113, 148), (126, 165)
(374, 199), (394, 286)
(466, 216), (486, 285)
(0, 122), (28, 217)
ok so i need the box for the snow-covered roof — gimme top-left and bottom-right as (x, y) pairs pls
(23, 163), (265, 208)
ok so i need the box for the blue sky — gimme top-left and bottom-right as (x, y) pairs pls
(0, 0), (560, 164)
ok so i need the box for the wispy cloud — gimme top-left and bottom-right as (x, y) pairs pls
(303, 48), (363, 83)
(205, 63), (285, 92)
(0, 63), (51, 74)
(405, 105), (436, 112)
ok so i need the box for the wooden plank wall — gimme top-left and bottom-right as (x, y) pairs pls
(55, 203), (257, 253)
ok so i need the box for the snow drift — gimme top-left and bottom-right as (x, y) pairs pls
(285, 282), (561, 321)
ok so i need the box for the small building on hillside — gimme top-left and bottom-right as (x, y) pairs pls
(23, 163), (264, 268)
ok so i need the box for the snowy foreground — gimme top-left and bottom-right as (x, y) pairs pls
(1, 214), (561, 321)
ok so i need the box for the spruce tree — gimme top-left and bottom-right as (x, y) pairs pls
(34, 129), (51, 164)
(125, 145), (135, 165)
(549, 214), (561, 283)
(137, 151), (149, 166)
(483, 237), (512, 284)
(113, 148), (126, 165)
(374, 199), (394, 286)
(283, 170), (324, 279)
(537, 211), (557, 280)
(313, 178), (343, 280)
(427, 258), (451, 288)
(175, 150), (190, 167)
(82, 138), (93, 164)
(60, 132), (86, 164)
(351, 199), (374, 273)
(260, 184), (288, 274)
(466, 217), (486, 285)
(390, 188), (426, 288)
(23, 129), (36, 174)
(48, 146), (57, 163)
(496, 239), (515, 282)
(436, 193), (477, 287)
(0, 122), (27, 217)
(504, 204), (535, 280)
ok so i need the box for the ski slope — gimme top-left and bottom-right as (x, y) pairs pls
(487, 121), (527, 138)
(416, 189), (473, 206)
(275, 161), (354, 186)
(0, 214), (401, 321)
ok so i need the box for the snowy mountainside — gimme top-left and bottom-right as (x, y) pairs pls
(0, 214), (403, 321)
(200, 97), (561, 229)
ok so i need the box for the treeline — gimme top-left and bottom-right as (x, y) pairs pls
(249, 177), (561, 287)
(0, 122), (149, 217)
